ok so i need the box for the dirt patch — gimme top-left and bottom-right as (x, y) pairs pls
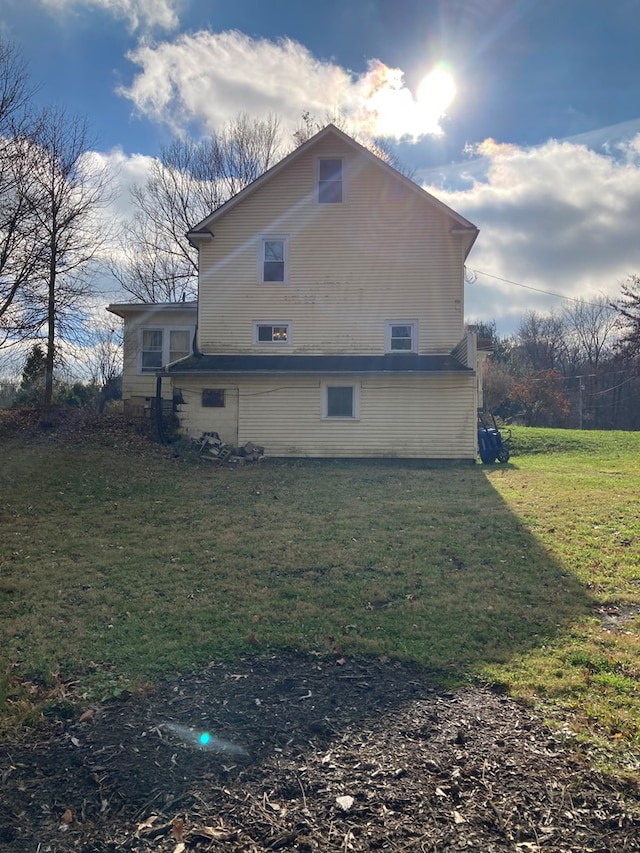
(1, 654), (638, 852)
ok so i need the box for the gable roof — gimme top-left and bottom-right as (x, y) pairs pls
(187, 124), (478, 251)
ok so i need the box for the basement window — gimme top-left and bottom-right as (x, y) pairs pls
(202, 389), (225, 408)
(322, 382), (360, 419)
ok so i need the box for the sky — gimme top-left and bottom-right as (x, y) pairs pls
(3, 0), (640, 336)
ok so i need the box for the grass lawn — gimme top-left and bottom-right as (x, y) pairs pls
(1, 416), (639, 775)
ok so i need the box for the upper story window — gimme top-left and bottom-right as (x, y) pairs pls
(140, 327), (192, 372)
(253, 321), (291, 344)
(385, 321), (418, 353)
(261, 237), (288, 283)
(318, 158), (343, 204)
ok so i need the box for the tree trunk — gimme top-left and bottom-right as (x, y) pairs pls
(44, 237), (56, 406)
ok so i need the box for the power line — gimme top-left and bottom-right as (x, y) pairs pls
(467, 268), (609, 308)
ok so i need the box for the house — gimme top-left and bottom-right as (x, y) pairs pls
(106, 301), (197, 416)
(116, 124), (481, 459)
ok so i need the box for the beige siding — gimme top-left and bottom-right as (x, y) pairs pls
(173, 373), (477, 459)
(118, 307), (196, 403)
(197, 136), (467, 357)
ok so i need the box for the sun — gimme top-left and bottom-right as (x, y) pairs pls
(416, 66), (456, 116)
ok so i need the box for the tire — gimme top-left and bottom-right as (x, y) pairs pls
(497, 447), (510, 463)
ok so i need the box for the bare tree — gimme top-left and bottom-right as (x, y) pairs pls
(23, 108), (113, 404)
(293, 110), (415, 178)
(0, 41), (44, 344)
(513, 310), (569, 374)
(563, 296), (617, 371)
(112, 113), (283, 302)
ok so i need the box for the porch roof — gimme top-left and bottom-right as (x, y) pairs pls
(162, 353), (473, 375)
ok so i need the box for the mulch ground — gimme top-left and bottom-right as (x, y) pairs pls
(1, 654), (639, 852)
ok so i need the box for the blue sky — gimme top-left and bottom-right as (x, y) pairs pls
(3, 0), (640, 333)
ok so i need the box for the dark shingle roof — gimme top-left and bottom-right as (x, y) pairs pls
(164, 354), (471, 375)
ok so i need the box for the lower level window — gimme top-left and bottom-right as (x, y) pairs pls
(322, 383), (359, 419)
(202, 389), (225, 407)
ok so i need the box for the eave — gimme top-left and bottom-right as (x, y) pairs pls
(162, 353), (474, 376)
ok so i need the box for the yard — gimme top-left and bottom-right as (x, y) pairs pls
(0, 410), (639, 851)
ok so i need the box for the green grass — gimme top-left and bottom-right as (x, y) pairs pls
(1, 418), (639, 775)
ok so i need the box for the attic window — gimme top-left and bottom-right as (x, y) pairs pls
(318, 158), (343, 203)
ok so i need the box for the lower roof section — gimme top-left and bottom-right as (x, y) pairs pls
(163, 353), (473, 375)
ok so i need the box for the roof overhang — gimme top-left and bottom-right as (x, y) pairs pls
(162, 353), (474, 377)
(106, 301), (197, 319)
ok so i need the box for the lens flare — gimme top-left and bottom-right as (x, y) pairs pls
(161, 722), (248, 755)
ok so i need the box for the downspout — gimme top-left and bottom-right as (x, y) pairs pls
(155, 375), (168, 445)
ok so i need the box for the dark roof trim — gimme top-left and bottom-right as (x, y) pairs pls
(163, 353), (473, 376)
(107, 301), (197, 318)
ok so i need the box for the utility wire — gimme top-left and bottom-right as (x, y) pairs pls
(468, 268), (610, 309)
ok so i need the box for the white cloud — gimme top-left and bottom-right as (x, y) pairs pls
(425, 136), (640, 333)
(38, 0), (182, 32)
(119, 30), (451, 140)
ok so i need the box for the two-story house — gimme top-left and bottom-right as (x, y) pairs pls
(119, 124), (480, 458)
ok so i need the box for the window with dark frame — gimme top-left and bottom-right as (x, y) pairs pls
(202, 389), (225, 408)
(255, 323), (289, 343)
(318, 158), (343, 203)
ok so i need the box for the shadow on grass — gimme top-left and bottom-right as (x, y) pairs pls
(230, 460), (593, 685)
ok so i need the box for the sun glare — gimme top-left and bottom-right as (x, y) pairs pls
(417, 67), (456, 116)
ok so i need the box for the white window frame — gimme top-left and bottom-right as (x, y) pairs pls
(385, 320), (418, 354)
(138, 326), (193, 373)
(252, 321), (292, 345)
(321, 381), (360, 420)
(258, 235), (289, 284)
(317, 156), (345, 204)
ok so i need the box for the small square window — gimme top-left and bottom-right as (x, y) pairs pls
(323, 383), (359, 419)
(319, 158), (343, 203)
(327, 386), (353, 416)
(386, 321), (417, 353)
(202, 389), (225, 407)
